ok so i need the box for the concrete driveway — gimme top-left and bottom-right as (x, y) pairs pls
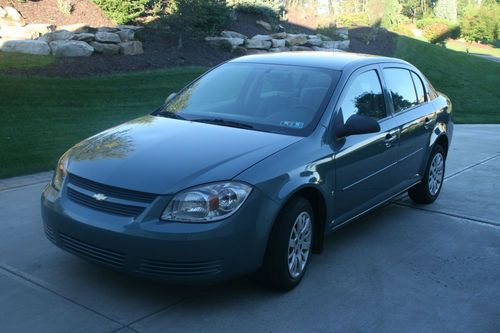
(1, 124), (499, 333)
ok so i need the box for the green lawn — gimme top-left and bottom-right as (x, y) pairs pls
(394, 36), (500, 124)
(444, 39), (500, 57)
(0, 67), (206, 179)
(0, 52), (56, 70)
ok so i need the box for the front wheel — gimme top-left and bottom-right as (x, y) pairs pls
(257, 197), (314, 291)
(408, 145), (446, 204)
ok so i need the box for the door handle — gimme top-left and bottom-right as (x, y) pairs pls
(384, 133), (398, 147)
(424, 117), (433, 130)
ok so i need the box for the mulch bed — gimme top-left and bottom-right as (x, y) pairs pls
(0, 0), (113, 27)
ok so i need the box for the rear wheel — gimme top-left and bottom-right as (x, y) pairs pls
(258, 197), (314, 291)
(408, 145), (446, 204)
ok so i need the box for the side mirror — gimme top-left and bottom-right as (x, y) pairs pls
(165, 92), (177, 104)
(336, 114), (381, 138)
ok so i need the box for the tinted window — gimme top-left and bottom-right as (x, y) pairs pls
(411, 72), (426, 104)
(384, 68), (418, 113)
(340, 70), (386, 121)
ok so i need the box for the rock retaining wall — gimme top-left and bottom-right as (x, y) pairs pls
(0, 6), (143, 57)
(206, 27), (350, 55)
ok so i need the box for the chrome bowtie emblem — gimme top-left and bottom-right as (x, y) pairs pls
(92, 193), (108, 201)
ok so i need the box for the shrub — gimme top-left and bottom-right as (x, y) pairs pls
(460, 5), (500, 42)
(335, 13), (370, 27)
(166, 0), (232, 47)
(423, 23), (450, 44)
(58, 0), (73, 16)
(92, 0), (149, 24)
(417, 18), (460, 42)
(229, 0), (284, 23)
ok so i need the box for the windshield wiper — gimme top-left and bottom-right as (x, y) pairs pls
(191, 118), (254, 130)
(157, 111), (187, 120)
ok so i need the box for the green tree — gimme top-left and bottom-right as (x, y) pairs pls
(434, 0), (458, 23)
(92, 0), (149, 24)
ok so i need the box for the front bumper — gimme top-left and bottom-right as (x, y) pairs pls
(41, 183), (278, 285)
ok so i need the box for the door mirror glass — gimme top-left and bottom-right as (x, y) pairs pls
(336, 114), (381, 138)
(165, 92), (177, 104)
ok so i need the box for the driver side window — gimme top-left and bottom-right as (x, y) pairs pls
(340, 70), (386, 122)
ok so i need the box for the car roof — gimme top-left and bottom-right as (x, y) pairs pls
(230, 51), (410, 71)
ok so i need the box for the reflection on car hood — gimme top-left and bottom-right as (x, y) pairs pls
(66, 115), (301, 194)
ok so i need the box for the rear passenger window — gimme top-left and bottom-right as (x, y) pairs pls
(384, 68), (418, 113)
(411, 72), (426, 104)
(340, 70), (386, 121)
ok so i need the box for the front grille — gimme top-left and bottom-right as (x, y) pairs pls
(68, 173), (156, 203)
(43, 224), (56, 243)
(67, 188), (145, 217)
(59, 233), (125, 268)
(66, 173), (157, 218)
(139, 258), (222, 277)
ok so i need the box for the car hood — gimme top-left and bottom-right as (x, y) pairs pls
(66, 115), (301, 194)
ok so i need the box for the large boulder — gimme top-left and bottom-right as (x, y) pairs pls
(90, 41), (120, 54)
(271, 32), (287, 39)
(0, 26), (38, 40)
(322, 40), (350, 50)
(38, 29), (75, 42)
(285, 34), (308, 46)
(306, 37), (323, 47)
(221, 30), (247, 39)
(256, 20), (272, 31)
(97, 27), (118, 33)
(245, 38), (272, 49)
(95, 32), (121, 43)
(119, 41), (143, 55)
(117, 29), (134, 42)
(26, 24), (55, 36)
(0, 7), (7, 18)
(73, 33), (95, 42)
(0, 40), (50, 55)
(336, 28), (349, 40)
(50, 40), (94, 57)
(117, 25), (144, 31)
(251, 34), (272, 41)
(58, 23), (89, 33)
(271, 39), (286, 48)
(4, 6), (23, 22)
(205, 37), (243, 50)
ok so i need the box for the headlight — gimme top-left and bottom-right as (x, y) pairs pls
(161, 182), (252, 222)
(52, 154), (69, 191)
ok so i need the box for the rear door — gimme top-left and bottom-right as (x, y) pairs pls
(333, 66), (400, 224)
(381, 66), (435, 185)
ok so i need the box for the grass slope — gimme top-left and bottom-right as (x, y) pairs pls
(0, 52), (56, 70)
(0, 67), (205, 179)
(394, 36), (500, 124)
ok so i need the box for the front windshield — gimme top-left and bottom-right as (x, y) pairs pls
(159, 62), (340, 136)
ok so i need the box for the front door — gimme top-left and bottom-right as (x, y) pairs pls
(332, 67), (400, 225)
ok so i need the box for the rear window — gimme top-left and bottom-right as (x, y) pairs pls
(383, 68), (418, 113)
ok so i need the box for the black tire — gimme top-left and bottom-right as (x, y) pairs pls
(408, 145), (446, 204)
(257, 197), (314, 291)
